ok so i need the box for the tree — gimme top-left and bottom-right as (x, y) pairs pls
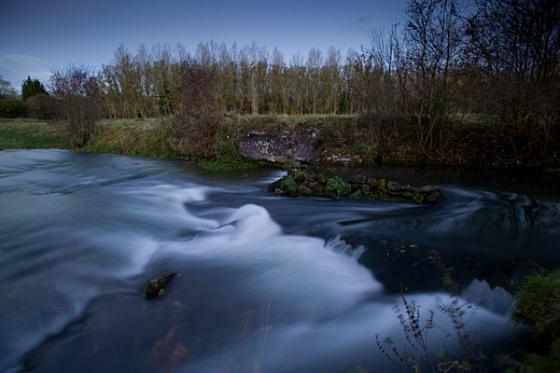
(0, 75), (17, 98)
(50, 65), (102, 147)
(21, 76), (47, 101)
(404, 0), (464, 152)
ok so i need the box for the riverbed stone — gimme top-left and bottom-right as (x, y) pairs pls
(268, 168), (441, 204)
(144, 272), (176, 299)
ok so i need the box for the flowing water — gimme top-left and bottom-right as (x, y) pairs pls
(1, 149), (559, 372)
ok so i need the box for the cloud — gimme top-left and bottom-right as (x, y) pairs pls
(0, 54), (53, 91)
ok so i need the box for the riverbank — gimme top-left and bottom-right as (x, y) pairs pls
(1, 115), (559, 171)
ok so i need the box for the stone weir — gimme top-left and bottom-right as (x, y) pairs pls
(268, 168), (441, 204)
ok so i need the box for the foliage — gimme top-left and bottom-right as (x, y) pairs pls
(513, 272), (560, 337)
(62, 96), (101, 148)
(26, 94), (62, 120)
(324, 177), (351, 198)
(0, 99), (28, 118)
(280, 176), (298, 195)
(376, 250), (487, 372)
(197, 134), (256, 172)
(50, 66), (102, 148)
(512, 271), (560, 372)
(21, 76), (47, 101)
(170, 113), (224, 159)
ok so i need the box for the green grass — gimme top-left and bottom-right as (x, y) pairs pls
(197, 132), (257, 172)
(82, 119), (176, 158)
(0, 119), (69, 149)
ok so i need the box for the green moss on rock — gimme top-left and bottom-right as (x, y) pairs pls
(324, 177), (352, 198)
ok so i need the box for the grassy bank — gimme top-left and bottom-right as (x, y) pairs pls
(0, 119), (70, 150)
(1, 114), (559, 171)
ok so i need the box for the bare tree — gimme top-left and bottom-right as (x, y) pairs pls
(50, 65), (102, 147)
(0, 75), (17, 98)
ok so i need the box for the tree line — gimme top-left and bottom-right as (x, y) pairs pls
(2, 0), (559, 163)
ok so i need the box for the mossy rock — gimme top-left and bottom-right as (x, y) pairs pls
(267, 168), (441, 203)
(280, 176), (298, 196)
(324, 177), (352, 199)
(144, 272), (176, 299)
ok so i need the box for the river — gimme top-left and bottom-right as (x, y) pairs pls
(1, 149), (559, 372)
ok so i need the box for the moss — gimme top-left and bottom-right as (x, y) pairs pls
(371, 190), (399, 202)
(412, 191), (425, 204)
(324, 176), (351, 198)
(281, 176), (298, 195)
(197, 158), (256, 172)
(197, 130), (257, 172)
(289, 167), (307, 182)
(513, 272), (560, 336)
(513, 271), (560, 371)
(282, 160), (298, 171)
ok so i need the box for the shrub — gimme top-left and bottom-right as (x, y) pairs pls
(513, 271), (560, 371)
(0, 99), (28, 118)
(27, 94), (62, 120)
(170, 113), (224, 159)
(62, 96), (102, 148)
(50, 65), (103, 148)
(513, 272), (560, 337)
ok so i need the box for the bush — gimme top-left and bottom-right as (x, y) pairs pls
(513, 271), (560, 371)
(513, 272), (560, 337)
(0, 99), (28, 118)
(61, 96), (102, 148)
(170, 113), (224, 159)
(27, 94), (62, 120)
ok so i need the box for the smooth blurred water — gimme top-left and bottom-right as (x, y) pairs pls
(1, 149), (559, 372)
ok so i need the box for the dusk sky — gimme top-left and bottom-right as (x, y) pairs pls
(0, 0), (407, 90)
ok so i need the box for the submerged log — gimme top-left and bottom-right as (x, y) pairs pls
(144, 272), (176, 299)
(268, 168), (441, 204)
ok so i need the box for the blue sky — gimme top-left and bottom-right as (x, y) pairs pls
(0, 0), (406, 90)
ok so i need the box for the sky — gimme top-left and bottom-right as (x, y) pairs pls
(0, 0), (407, 91)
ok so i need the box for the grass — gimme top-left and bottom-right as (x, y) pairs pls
(197, 132), (257, 172)
(232, 113), (357, 126)
(0, 119), (70, 150)
(82, 119), (176, 158)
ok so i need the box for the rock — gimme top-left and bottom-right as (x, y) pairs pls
(308, 181), (323, 193)
(425, 190), (441, 204)
(298, 184), (313, 196)
(291, 168), (307, 182)
(144, 272), (176, 299)
(367, 177), (378, 187)
(267, 179), (282, 193)
(348, 175), (367, 184)
(375, 178), (387, 190)
(266, 167), (441, 204)
(237, 129), (318, 163)
(386, 181), (401, 192)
